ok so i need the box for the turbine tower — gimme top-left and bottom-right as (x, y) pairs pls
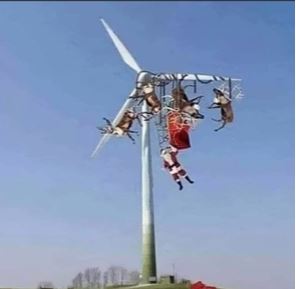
(141, 99), (157, 283)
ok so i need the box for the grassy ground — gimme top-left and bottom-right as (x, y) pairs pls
(107, 284), (189, 289)
(106, 283), (223, 289)
(0, 284), (223, 289)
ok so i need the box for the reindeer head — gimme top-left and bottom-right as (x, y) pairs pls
(213, 88), (231, 105)
(125, 109), (137, 119)
(186, 96), (205, 119)
(191, 103), (204, 119)
(142, 83), (154, 94)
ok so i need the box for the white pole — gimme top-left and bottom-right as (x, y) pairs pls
(141, 99), (157, 284)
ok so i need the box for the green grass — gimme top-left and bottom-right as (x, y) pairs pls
(106, 284), (189, 289)
(0, 284), (225, 289)
(106, 283), (224, 289)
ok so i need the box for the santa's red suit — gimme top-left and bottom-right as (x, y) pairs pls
(161, 147), (187, 181)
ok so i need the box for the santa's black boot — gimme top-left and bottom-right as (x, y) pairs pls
(185, 176), (194, 184)
(177, 181), (183, 191)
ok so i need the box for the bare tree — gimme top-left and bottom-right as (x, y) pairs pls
(84, 268), (92, 288)
(72, 272), (83, 289)
(72, 266), (139, 288)
(103, 271), (108, 288)
(118, 267), (128, 285)
(38, 281), (54, 289)
(128, 271), (140, 285)
(107, 266), (119, 285)
(88, 267), (101, 289)
(94, 267), (101, 288)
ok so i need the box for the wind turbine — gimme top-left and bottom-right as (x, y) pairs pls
(91, 19), (241, 284)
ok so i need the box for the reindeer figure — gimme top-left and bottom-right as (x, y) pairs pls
(208, 88), (234, 132)
(171, 87), (205, 120)
(97, 109), (141, 143)
(130, 83), (162, 120)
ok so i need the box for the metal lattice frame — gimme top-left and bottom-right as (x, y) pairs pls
(218, 80), (244, 100)
(154, 85), (171, 150)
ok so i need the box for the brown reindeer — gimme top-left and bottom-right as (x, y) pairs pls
(97, 109), (141, 143)
(208, 88), (234, 131)
(130, 83), (162, 120)
(171, 87), (205, 120)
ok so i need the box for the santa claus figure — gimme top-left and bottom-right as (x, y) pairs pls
(160, 145), (194, 190)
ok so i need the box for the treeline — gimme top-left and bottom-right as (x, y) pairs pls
(72, 266), (140, 288)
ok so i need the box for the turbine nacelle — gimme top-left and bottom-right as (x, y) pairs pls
(136, 71), (153, 89)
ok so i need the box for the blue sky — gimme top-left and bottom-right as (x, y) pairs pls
(0, 2), (294, 289)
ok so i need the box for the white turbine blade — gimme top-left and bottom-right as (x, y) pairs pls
(91, 89), (137, 158)
(158, 73), (241, 82)
(91, 133), (112, 159)
(100, 19), (142, 73)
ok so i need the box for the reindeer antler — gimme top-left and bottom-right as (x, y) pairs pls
(190, 95), (204, 104)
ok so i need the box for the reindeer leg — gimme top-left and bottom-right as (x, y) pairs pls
(211, 117), (222, 122)
(136, 115), (142, 127)
(128, 129), (139, 135)
(129, 95), (142, 99)
(139, 112), (153, 121)
(214, 120), (226, 132)
(208, 104), (220, 109)
(96, 126), (107, 134)
(103, 117), (112, 126)
(138, 98), (145, 105)
(126, 132), (136, 144)
(143, 113), (154, 121)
